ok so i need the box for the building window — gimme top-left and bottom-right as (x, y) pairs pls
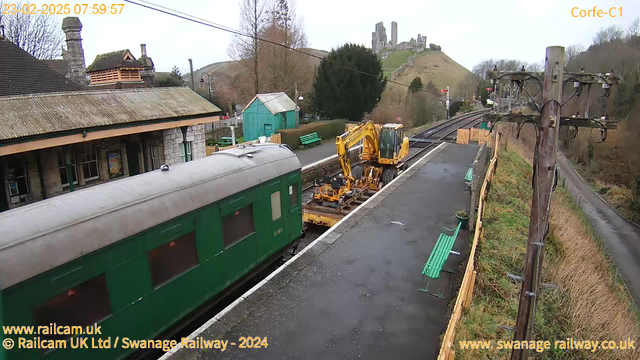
(271, 191), (281, 221)
(289, 183), (298, 209)
(58, 151), (78, 188)
(222, 205), (255, 248)
(148, 232), (198, 287)
(150, 145), (161, 170)
(33, 274), (112, 339)
(80, 146), (100, 181)
(179, 142), (192, 163)
(7, 156), (30, 202)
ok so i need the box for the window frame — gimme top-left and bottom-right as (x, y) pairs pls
(80, 145), (100, 182)
(7, 156), (30, 199)
(271, 191), (282, 221)
(222, 204), (256, 249)
(58, 150), (78, 188)
(150, 144), (161, 170)
(33, 274), (112, 339)
(147, 231), (199, 288)
(179, 141), (192, 163)
(289, 182), (299, 210)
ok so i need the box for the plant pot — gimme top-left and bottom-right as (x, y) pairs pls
(456, 214), (469, 229)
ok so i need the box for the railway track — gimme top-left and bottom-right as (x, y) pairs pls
(405, 110), (487, 162)
(302, 110), (487, 193)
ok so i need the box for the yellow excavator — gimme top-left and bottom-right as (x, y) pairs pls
(304, 121), (409, 226)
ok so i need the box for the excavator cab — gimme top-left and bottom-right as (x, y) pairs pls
(379, 124), (406, 164)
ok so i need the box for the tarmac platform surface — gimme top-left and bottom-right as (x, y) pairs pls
(167, 143), (480, 360)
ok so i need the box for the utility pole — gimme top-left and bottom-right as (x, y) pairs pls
(294, 83), (299, 128)
(188, 58), (195, 91)
(446, 85), (450, 119)
(510, 46), (564, 360)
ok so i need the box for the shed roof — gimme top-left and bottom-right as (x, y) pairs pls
(86, 49), (144, 72)
(0, 39), (84, 97)
(0, 87), (221, 141)
(244, 92), (297, 115)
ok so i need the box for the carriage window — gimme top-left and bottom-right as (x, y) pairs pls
(271, 192), (282, 221)
(148, 232), (198, 287)
(289, 184), (298, 209)
(223, 205), (255, 248)
(34, 274), (111, 338)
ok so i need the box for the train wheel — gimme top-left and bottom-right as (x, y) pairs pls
(352, 164), (364, 180)
(382, 168), (396, 186)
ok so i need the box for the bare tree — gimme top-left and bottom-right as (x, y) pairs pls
(0, 0), (64, 59)
(228, 0), (269, 96)
(627, 18), (639, 38)
(260, 0), (309, 96)
(565, 44), (585, 67)
(593, 25), (624, 45)
(472, 59), (495, 80)
(525, 61), (544, 73)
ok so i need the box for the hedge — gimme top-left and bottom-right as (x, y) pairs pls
(278, 119), (351, 148)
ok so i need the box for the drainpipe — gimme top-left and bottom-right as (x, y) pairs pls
(180, 126), (189, 162)
(36, 151), (47, 199)
(64, 146), (74, 192)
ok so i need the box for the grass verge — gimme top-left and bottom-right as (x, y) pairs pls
(453, 150), (639, 360)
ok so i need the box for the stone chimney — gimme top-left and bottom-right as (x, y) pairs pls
(61, 17), (87, 85)
(139, 43), (155, 86)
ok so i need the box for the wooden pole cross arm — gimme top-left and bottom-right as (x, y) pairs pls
(484, 113), (617, 130)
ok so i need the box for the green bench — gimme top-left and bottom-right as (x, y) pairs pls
(420, 222), (462, 298)
(464, 167), (473, 182)
(300, 132), (322, 147)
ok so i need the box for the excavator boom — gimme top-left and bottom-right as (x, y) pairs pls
(335, 121), (379, 186)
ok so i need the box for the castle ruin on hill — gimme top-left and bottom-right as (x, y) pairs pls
(371, 21), (426, 55)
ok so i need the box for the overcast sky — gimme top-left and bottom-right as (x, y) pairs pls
(34, 0), (640, 74)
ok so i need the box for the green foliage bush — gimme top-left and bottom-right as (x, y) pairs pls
(278, 119), (349, 148)
(313, 43), (386, 121)
(449, 100), (463, 116)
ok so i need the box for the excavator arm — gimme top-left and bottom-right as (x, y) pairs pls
(335, 121), (379, 187)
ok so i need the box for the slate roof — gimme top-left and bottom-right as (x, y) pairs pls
(41, 59), (69, 76)
(0, 38), (84, 97)
(86, 49), (144, 72)
(0, 87), (221, 141)
(244, 92), (297, 115)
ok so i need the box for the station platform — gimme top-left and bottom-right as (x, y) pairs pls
(165, 142), (480, 360)
(295, 141), (339, 166)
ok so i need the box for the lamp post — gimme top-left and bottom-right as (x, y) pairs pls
(200, 72), (212, 103)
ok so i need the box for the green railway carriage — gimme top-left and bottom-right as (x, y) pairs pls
(0, 144), (303, 360)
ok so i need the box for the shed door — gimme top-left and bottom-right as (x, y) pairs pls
(264, 124), (273, 137)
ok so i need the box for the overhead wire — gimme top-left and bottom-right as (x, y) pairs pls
(123, 0), (445, 97)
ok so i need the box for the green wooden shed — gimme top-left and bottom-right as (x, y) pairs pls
(242, 92), (298, 141)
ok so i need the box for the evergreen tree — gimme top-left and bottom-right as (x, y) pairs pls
(408, 77), (423, 94)
(313, 43), (386, 121)
(170, 66), (182, 80)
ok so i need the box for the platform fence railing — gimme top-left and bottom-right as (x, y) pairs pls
(437, 132), (499, 360)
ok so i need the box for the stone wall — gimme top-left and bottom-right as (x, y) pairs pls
(163, 124), (206, 165)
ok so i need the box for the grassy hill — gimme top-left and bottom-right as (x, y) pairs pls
(382, 49), (473, 97)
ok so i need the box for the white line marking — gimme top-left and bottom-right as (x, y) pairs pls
(160, 142), (446, 358)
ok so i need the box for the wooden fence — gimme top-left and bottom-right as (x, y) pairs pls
(437, 133), (500, 360)
(205, 133), (281, 156)
(457, 128), (491, 146)
(456, 129), (469, 145)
